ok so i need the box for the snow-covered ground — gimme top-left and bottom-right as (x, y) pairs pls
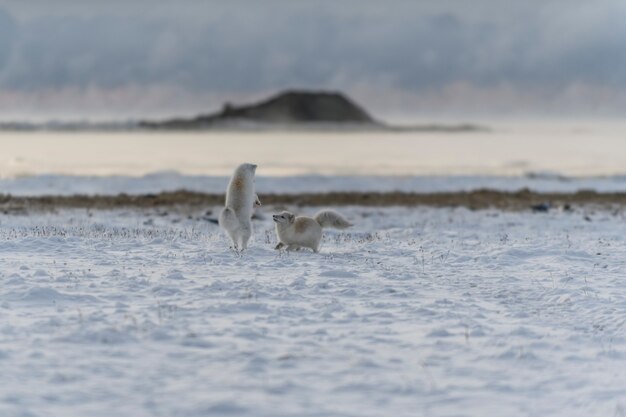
(4, 172), (626, 196)
(1, 205), (625, 417)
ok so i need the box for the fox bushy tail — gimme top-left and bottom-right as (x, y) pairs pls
(314, 210), (353, 229)
(219, 207), (238, 229)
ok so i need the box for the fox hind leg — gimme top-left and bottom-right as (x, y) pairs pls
(238, 223), (252, 251)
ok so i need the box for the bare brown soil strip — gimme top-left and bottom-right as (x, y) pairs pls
(2, 189), (626, 213)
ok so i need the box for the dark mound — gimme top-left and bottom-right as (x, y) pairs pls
(140, 90), (376, 129)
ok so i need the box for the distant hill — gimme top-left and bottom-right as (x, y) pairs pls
(139, 90), (378, 129)
(0, 89), (488, 132)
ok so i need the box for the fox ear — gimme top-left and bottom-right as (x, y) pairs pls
(287, 213), (295, 223)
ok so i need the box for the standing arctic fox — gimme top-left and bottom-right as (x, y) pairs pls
(219, 163), (258, 251)
(273, 210), (353, 253)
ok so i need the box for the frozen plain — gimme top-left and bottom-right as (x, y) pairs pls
(1, 205), (626, 417)
(5, 172), (626, 196)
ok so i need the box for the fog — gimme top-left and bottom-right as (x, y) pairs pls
(1, 1), (625, 120)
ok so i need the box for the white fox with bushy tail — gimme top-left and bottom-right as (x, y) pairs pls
(273, 210), (353, 253)
(219, 163), (258, 251)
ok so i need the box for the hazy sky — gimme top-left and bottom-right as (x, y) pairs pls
(0, 0), (625, 121)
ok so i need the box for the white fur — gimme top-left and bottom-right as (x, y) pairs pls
(273, 209), (353, 253)
(219, 163), (258, 250)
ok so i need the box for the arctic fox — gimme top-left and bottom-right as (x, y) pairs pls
(219, 163), (259, 250)
(273, 210), (353, 253)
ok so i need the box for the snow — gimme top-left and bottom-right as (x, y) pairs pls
(1, 205), (625, 416)
(4, 172), (626, 196)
